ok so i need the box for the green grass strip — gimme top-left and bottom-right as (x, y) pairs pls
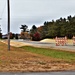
(21, 46), (75, 62)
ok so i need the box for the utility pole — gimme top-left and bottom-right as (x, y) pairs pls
(7, 0), (10, 51)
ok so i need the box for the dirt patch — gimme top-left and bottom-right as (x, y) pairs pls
(40, 39), (73, 45)
(40, 39), (55, 43)
(1, 40), (32, 47)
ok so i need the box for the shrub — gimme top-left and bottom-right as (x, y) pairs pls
(32, 32), (40, 41)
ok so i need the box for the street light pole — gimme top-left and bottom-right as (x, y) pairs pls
(7, 0), (10, 51)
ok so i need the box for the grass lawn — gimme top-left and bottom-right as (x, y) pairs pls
(0, 41), (75, 72)
(21, 46), (75, 62)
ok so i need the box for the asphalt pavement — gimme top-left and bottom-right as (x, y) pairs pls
(0, 71), (75, 75)
(13, 39), (75, 52)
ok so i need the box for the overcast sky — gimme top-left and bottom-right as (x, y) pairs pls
(0, 0), (75, 34)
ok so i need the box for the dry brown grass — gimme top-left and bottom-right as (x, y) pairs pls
(0, 41), (75, 72)
(1, 40), (32, 47)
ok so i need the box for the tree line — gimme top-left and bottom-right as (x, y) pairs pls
(30, 15), (75, 40)
(1, 15), (75, 40)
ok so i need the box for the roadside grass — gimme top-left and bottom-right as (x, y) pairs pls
(21, 46), (75, 62)
(0, 41), (75, 72)
(0, 40), (75, 63)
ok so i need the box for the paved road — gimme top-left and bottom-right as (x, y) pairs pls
(0, 71), (75, 75)
(14, 39), (75, 52)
